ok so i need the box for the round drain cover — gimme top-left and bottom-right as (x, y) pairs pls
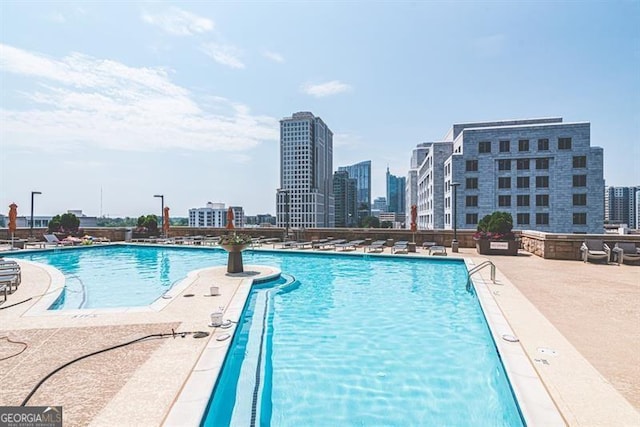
(502, 334), (519, 342)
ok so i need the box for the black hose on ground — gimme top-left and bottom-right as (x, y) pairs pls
(21, 328), (210, 406)
(0, 297), (33, 310)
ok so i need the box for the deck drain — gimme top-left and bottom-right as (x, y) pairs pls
(193, 331), (210, 339)
(537, 347), (558, 356)
(183, 293), (195, 298)
(216, 333), (231, 341)
(502, 334), (519, 342)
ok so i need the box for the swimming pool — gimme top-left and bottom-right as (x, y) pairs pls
(12, 245), (231, 309)
(202, 254), (524, 426)
(15, 245), (524, 424)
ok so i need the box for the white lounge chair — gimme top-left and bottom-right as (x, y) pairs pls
(612, 243), (640, 265)
(43, 234), (73, 246)
(580, 240), (610, 264)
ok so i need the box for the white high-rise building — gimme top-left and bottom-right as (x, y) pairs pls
(277, 112), (335, 230)
(188, 202), (244, 228)
(407, 118), (605, 234)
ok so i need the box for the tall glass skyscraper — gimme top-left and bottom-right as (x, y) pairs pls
(333, 171), (357, 227)
(386, 167), (406, 215)
(276, 112), (334, 229)
(338, 160), (371, 223)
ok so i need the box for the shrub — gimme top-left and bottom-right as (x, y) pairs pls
(474, 211), (515, 240)
(218, 233), (253, 245)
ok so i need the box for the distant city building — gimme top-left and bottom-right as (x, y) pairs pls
(338, 160), (371, 223)
(605, 186), (640, 229)
(407, 117), (605, 234)
(372, 196), (387, 212)
(188, 202), (244, 228)
(378, 212), (403, 229)
(245, 214), (276, 227)
(407, 142), (453, 229)
(333, 171), (358, 227)
(386, 167), (406, 215)
(277, 112), (335, 229)
(636, 192), (640, 229)
(15, 210), (97, 228)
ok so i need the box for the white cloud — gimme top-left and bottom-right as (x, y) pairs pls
(0, 44), (278, 153)
(200, 42), (245, 69)
(302, 80), (352, 97)
(263, 50), (284, 63)
(142, 7), (214, 36)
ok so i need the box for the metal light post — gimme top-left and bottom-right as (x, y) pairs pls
(30, 191), (42, 238)
(285, 190), (290, 239)
(451, 182), (460, 252)
(154, 194), (164, 236)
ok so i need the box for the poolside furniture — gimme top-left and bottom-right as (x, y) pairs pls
(293, 241), (313, 249)
(0, 273), (20, 293)
(392, 241), (409, 254)
(422, 241), (437, 249)
(43, 234), (73, 246)
(335, 240), (365, 251)
(278, 241), (297, 249)
(429, 245), (447, 256)
(366, 240), (386, 253)
(580, 240), (611, 264)
(313, 239), (347, 250)
(0, 284), (8, 302)
(612, 242), (640, 265)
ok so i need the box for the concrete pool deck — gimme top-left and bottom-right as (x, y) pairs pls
(0, 245), (638, 426)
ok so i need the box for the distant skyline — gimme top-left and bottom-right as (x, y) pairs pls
(1, 1), (638, 217)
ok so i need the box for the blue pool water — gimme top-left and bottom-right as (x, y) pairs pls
(203, 254), (524, 426)
(14, 245), (524, 425)
(13, 245), (229, 309)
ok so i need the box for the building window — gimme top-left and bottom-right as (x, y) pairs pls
(573, 156), (587, 168)
(498, 159), (511, 170)
(518, 139), (529, 152)
(498, 195), (511, 207)
(536, 194), (549, 206)
(536, 158), (549, 170)
(536, 213), (549, 225)
(573, 175), (587, 187)
(517, 213), (530, 225)
(517, 176), (530, 188)
(466, 160), (478, 172)
(516, 159), (530, 170)
(573, 193), (587, 206)
(573, 212), (587, 225)
(478, 141), (491, 153)
(466, 177), (478, 189)
(498, 177), (511, 189)
(558, 137), (572, 150)
(536, 176), (549, 188)
(517, 195), (530, 206)
(538, 138), (549, 151)
(466, 195), (478, 207)
(499, 140), (510, 152)
(466, 213), (478, 225)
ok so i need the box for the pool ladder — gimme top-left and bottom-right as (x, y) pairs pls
(466, 261), (496, 292)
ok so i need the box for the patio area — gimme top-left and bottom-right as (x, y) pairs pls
(0, 245), (638, 426)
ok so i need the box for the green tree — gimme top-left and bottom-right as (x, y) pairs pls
(380, 221), (393, 229)
(137, 214), (158, 233)
(47, 212), (80, 233)
(360, 216), (380, 228)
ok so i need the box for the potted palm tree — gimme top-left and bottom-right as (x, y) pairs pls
(473, 212), (519, 256)
(218, 232), (253, 273)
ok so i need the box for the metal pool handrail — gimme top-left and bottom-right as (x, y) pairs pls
(466, 260), (496, 292)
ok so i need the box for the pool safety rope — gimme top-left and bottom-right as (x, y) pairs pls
(20, 329), (210, 406)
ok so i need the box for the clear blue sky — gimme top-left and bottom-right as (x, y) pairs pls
(1, 1), (638, 218)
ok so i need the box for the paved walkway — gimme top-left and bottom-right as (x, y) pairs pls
(0, 246), (638, 426)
